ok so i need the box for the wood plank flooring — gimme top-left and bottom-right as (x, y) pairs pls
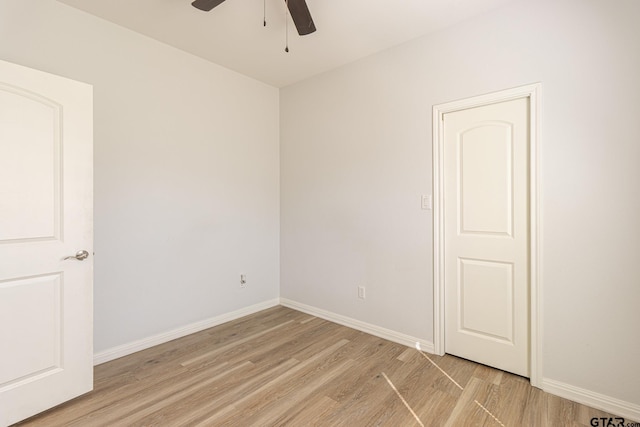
(16, 306), (619, 426)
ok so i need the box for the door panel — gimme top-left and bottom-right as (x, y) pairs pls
(0, 87), (60, 241)
(0, 274), (63, 386)
(459, 123), (513, 236)
(444, 97), (529, 377)
(0, 59), (93, 426)
(459, 258), (513, 342)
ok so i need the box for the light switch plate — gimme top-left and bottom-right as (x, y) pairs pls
(421, 195), (432, 210)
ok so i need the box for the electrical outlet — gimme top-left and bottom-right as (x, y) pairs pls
(358, 286), (366, 299)
(240, 274), (246, 288)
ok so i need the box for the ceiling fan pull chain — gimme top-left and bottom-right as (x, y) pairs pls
(263, 0), (266, 26)
(285, 0), (289, 52)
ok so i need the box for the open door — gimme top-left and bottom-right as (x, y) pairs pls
(0, 59), (93, 426)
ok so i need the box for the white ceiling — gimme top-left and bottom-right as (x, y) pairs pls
(57, 0), (514, 88)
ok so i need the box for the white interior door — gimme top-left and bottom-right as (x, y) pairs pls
(443, 97), (529, 377)
(0, 60), (93, 426)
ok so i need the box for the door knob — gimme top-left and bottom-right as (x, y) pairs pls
(64, 250), (90, 261)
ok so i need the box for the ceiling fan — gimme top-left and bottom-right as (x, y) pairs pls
(191, 0), (316, 36)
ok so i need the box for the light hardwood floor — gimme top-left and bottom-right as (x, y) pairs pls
(17, 306), (618, 426)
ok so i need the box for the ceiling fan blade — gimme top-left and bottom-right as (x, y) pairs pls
(286, 0), (316, 36)
(191, 0), (226, 12)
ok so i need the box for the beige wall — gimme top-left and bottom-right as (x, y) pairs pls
(281, 0), (640, 410)
(0, 0), (280, 353)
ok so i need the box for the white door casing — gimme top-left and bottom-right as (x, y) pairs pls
(0, 60), (93, 426)
(433, 84), (541, 385)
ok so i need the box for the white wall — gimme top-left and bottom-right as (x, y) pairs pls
(281, 0), (640, 410)
(0, 0), (280, 353)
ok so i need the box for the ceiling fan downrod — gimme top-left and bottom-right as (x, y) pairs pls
(285, 0), (290, 52)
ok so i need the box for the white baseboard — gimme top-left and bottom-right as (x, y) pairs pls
(93, 299), (280, 366)
(542, 378), (640, 422)
(279, 298), (435, 354)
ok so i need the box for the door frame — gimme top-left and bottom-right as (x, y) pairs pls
(432, 83), (542, 387)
